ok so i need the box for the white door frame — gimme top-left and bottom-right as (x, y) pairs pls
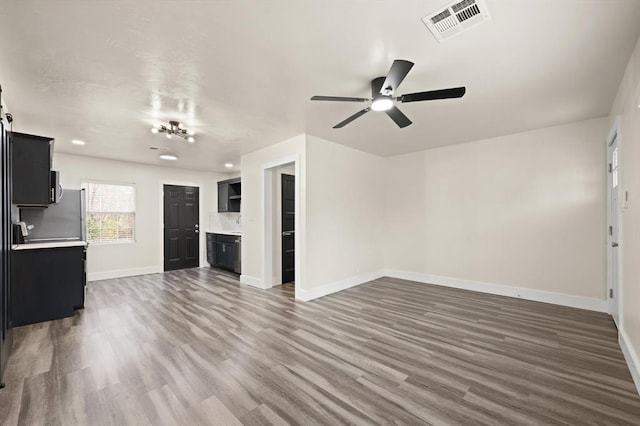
(606, 117), (622, 326)
(261, 155), (302, 295)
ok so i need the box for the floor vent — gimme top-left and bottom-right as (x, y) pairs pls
(422, 0), (491, 42)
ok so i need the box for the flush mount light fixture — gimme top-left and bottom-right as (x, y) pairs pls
(151, 121), (195, 143)
(71, 139), (86, 146)
(370, 98), (393, 111)
(159, 154), (178, 161)
(224, 162), (233, 168)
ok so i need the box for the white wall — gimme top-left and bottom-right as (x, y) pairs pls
(54, 153), (229, 280)
(609, 32), (640, 393)
(240, 134), (384, 299)
(384, 117), (609, 309)
(240, 134), (306, 288)
(300, 135), (385, 300)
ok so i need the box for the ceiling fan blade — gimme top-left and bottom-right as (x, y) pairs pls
(385, 106), (412, 128)
(311, 95), (369, 102)
(380, 60), (414, 95)
(399, 87), (466, 103)
(333, 108), (371, 128)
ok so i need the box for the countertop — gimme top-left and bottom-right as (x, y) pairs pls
(12, 241), (88, 250)
(207, 231), (241, 236)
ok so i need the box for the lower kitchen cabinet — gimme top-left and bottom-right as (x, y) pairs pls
(11, 245), (86, 326)
(206, 233), (241, 274)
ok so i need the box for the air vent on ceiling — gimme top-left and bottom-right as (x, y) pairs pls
(422, 0), (490, 42)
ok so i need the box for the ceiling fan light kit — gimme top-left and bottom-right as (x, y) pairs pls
(311, 59), (466, 129)
(151, 120), (196, 143)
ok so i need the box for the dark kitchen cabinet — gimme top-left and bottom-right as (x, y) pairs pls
(207, 233), (241, 274)
(11, 245), (86, 327)
(11, 132), (54, 207)
(0, 91), (13, 387)
(215, 241), (229, 268)
(206, 233), (215, 265)
(217, 177), (241, 212)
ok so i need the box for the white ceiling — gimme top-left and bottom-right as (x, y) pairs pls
(0, 1), (638, 172)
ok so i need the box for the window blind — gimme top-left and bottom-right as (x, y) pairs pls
(83, 182), (135, 243)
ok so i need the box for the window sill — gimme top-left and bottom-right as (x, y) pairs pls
(87, 240), (136, 246)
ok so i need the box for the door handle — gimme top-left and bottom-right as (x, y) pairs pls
(282, 231), (295, 236)
(612, 242), (619, 247)
(195, 230), (200, 233)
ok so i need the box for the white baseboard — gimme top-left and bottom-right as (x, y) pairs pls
(383, 269), (608, 313)
(296, 270), (385, 302)
(620, 328), (640, 396)
(240, 274), (269, 289)
(88, 266), (162, 282)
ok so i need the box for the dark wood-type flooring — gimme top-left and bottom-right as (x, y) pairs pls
(1, 268), (639, 425)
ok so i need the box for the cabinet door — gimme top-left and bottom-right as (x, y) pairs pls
(227, 242), (239, 271)
(217, 182), (229, 212)
(223, 243), (234, 270)
(11, 132), (53, 206)
(215, 241), (227, 267)
(206, 238), (215, 266)
(12, 248), (78, 326)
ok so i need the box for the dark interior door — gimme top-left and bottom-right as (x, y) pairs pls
(164, 185), (200, 271)
(281, 174), (295, 283)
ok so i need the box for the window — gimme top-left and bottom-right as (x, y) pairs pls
(83, 182), (135, 243)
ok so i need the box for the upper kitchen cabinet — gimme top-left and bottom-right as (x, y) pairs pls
(11, 132), (54, 206)
(218, 177), (241, 212)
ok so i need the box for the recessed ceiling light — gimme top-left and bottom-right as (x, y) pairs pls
(71, 139), (86, 146)
(160, 154), (178, 161)
(187, 136), (195, 143)
(224, 162), (233, 168)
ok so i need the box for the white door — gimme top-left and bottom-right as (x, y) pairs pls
(607, 134), (620, 327)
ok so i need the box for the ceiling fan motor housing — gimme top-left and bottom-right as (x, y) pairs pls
(372, 77), (391, 101)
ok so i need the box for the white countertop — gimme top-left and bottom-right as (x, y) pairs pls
(13, 241), (88, 250)
(207, 230), (241, 236)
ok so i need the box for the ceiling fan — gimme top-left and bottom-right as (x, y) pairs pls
(311, 60), (466, 129)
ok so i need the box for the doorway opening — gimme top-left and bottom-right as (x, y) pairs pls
(163, 184), (200, 271)
(606, 121), (622, 328)
(262, 157), (300, 298)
